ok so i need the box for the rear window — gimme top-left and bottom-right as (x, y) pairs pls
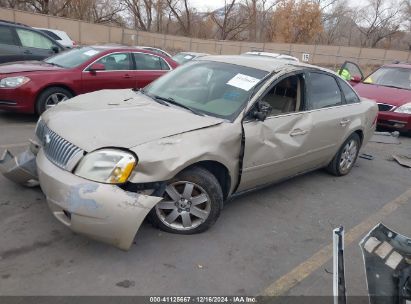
(0, 25), (17, 46)
(338, 78), (360, 104)
(40, 30), (61, 41)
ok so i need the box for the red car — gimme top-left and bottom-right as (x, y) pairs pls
(0, 46), (178, 114)
(340, 61), (411, 133)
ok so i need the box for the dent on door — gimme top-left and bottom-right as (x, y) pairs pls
(238, 112), (313, 191)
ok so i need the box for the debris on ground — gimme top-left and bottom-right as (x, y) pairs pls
(116, 280), (135, 288)
(370, 131), (401, 144)
(392, 154), (411, 168)
(359, 153), (374, 160)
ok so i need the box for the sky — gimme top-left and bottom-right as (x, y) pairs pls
(190, 0), (227, 11)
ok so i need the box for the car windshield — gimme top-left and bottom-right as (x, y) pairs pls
(172, 53), (196, 64)
(44, 47), (102, 68)
(363, 66), (411, 90)
(144, 61), (268, 120)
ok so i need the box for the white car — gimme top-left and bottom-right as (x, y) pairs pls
(35, 28), (76, 48)
(243, 51), (299, 62)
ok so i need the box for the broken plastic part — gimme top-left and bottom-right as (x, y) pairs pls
(0, 148), (39, 187)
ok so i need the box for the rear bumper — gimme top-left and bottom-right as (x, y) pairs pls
(377, 111), (411, 132)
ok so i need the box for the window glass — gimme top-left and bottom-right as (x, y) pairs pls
(307, 72), (342, 109)
(16, 28), (54, 49)
(45, 47), (101, 68)
(133, 53), (165, 70)
(145, 61), (268, 120)
(40, 30), (61, 41)
(0, 26), (17, 45)
(338, 78), (360, 104)
(95, 53), (132, 70)
(363, 67), (411, 90)
(261, 75), (301, 116)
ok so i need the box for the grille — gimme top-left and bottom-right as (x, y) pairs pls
(35, 119), (83, 171)
(377, 103), (394, 112)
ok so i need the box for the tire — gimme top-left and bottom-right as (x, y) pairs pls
(36, 87), (73, 115)
(326, 133), (361, 176)
(148, 167), (223, 234)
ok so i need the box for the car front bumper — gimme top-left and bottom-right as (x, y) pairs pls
(0, 87), (36, 113)
(1, 146), (162, 250)
(377, 111), (411, 132)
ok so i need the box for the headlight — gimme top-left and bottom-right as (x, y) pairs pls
(74, 149), (136, 184)
(394, 102), (411, 114)
(0, 76), (30, 88)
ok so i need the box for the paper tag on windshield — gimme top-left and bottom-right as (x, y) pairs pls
(84, 50), (99, 57)
(227, 74), (260, 91)
(184, 55), (193, 59)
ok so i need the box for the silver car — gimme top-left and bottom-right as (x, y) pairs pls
(0, 56), (378, 250)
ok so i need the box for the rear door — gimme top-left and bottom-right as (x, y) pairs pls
(15, 28), (60, 60)
(132, 52), (171, 88)
(0, 25), (24, 63)
(301, 71), (354, 165)
(81, 52), (135, 93)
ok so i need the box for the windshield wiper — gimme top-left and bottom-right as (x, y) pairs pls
(45, 62), (63, 68)
(138, 89), (169, 106)
(153, 95), (204, 116)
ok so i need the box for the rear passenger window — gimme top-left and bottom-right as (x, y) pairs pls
(306, 72), (342, 110)
(338, 78), (360, 104)
(0, 26), (17, 46)
(133, 53), (169, 70)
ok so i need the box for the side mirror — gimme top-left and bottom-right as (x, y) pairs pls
(51, 46), (59, 53)
(253, 101), (272, 121)
(89, 63), (105, 72)
(351, 75), (362, 83)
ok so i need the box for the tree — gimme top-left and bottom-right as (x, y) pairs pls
(269, 0), (323, 43)
(165, 0), (192, 36)
(355, 0), (403, 48)
(210, 0), (249, 40)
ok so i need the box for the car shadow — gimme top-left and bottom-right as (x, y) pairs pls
(0, 111), (37, 124)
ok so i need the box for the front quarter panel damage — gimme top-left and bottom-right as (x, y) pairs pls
(129, 122), (242, 195)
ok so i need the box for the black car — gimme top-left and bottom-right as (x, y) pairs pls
(0, 20), (65, 64)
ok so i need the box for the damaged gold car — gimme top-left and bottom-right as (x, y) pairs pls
(0, 56), (378, 250)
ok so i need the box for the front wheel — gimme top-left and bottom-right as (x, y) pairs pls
(326, 133), (361, 176)
(148, 167), (223, 234)
(36, 87), (73, 115)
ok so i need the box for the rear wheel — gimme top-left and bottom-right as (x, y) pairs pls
(326, 133), (361, 176)
(149, 167), (223, 234)
(36, 87), (73, 115)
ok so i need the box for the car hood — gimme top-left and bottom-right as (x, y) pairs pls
(353, 83), (411, 107)
(41, 89), (224, 151)
(0, 61), (65, 74)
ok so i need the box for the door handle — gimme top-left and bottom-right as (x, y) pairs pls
(123, 74), (132, 79)
(290, 129), (308, 137)
(23, 50), (32, 54)
(340, 118), (351, 126)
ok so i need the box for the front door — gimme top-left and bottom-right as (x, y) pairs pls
(239, 73), (314, 191)
(81, 52), (135, 93)
(15, 28), (58, 61)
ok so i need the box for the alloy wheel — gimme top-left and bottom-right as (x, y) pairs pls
(155, 181), (211, 231)
(45, 93), (69, 110)
(339, 139), (358, 174)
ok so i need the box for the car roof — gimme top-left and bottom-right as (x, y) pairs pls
(198, 55), (333, 74)
(383, 63), (411, 69)
(88, 45), (170, 57)
(0, 19), (31, 29)
(176, 52), (210, 56)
